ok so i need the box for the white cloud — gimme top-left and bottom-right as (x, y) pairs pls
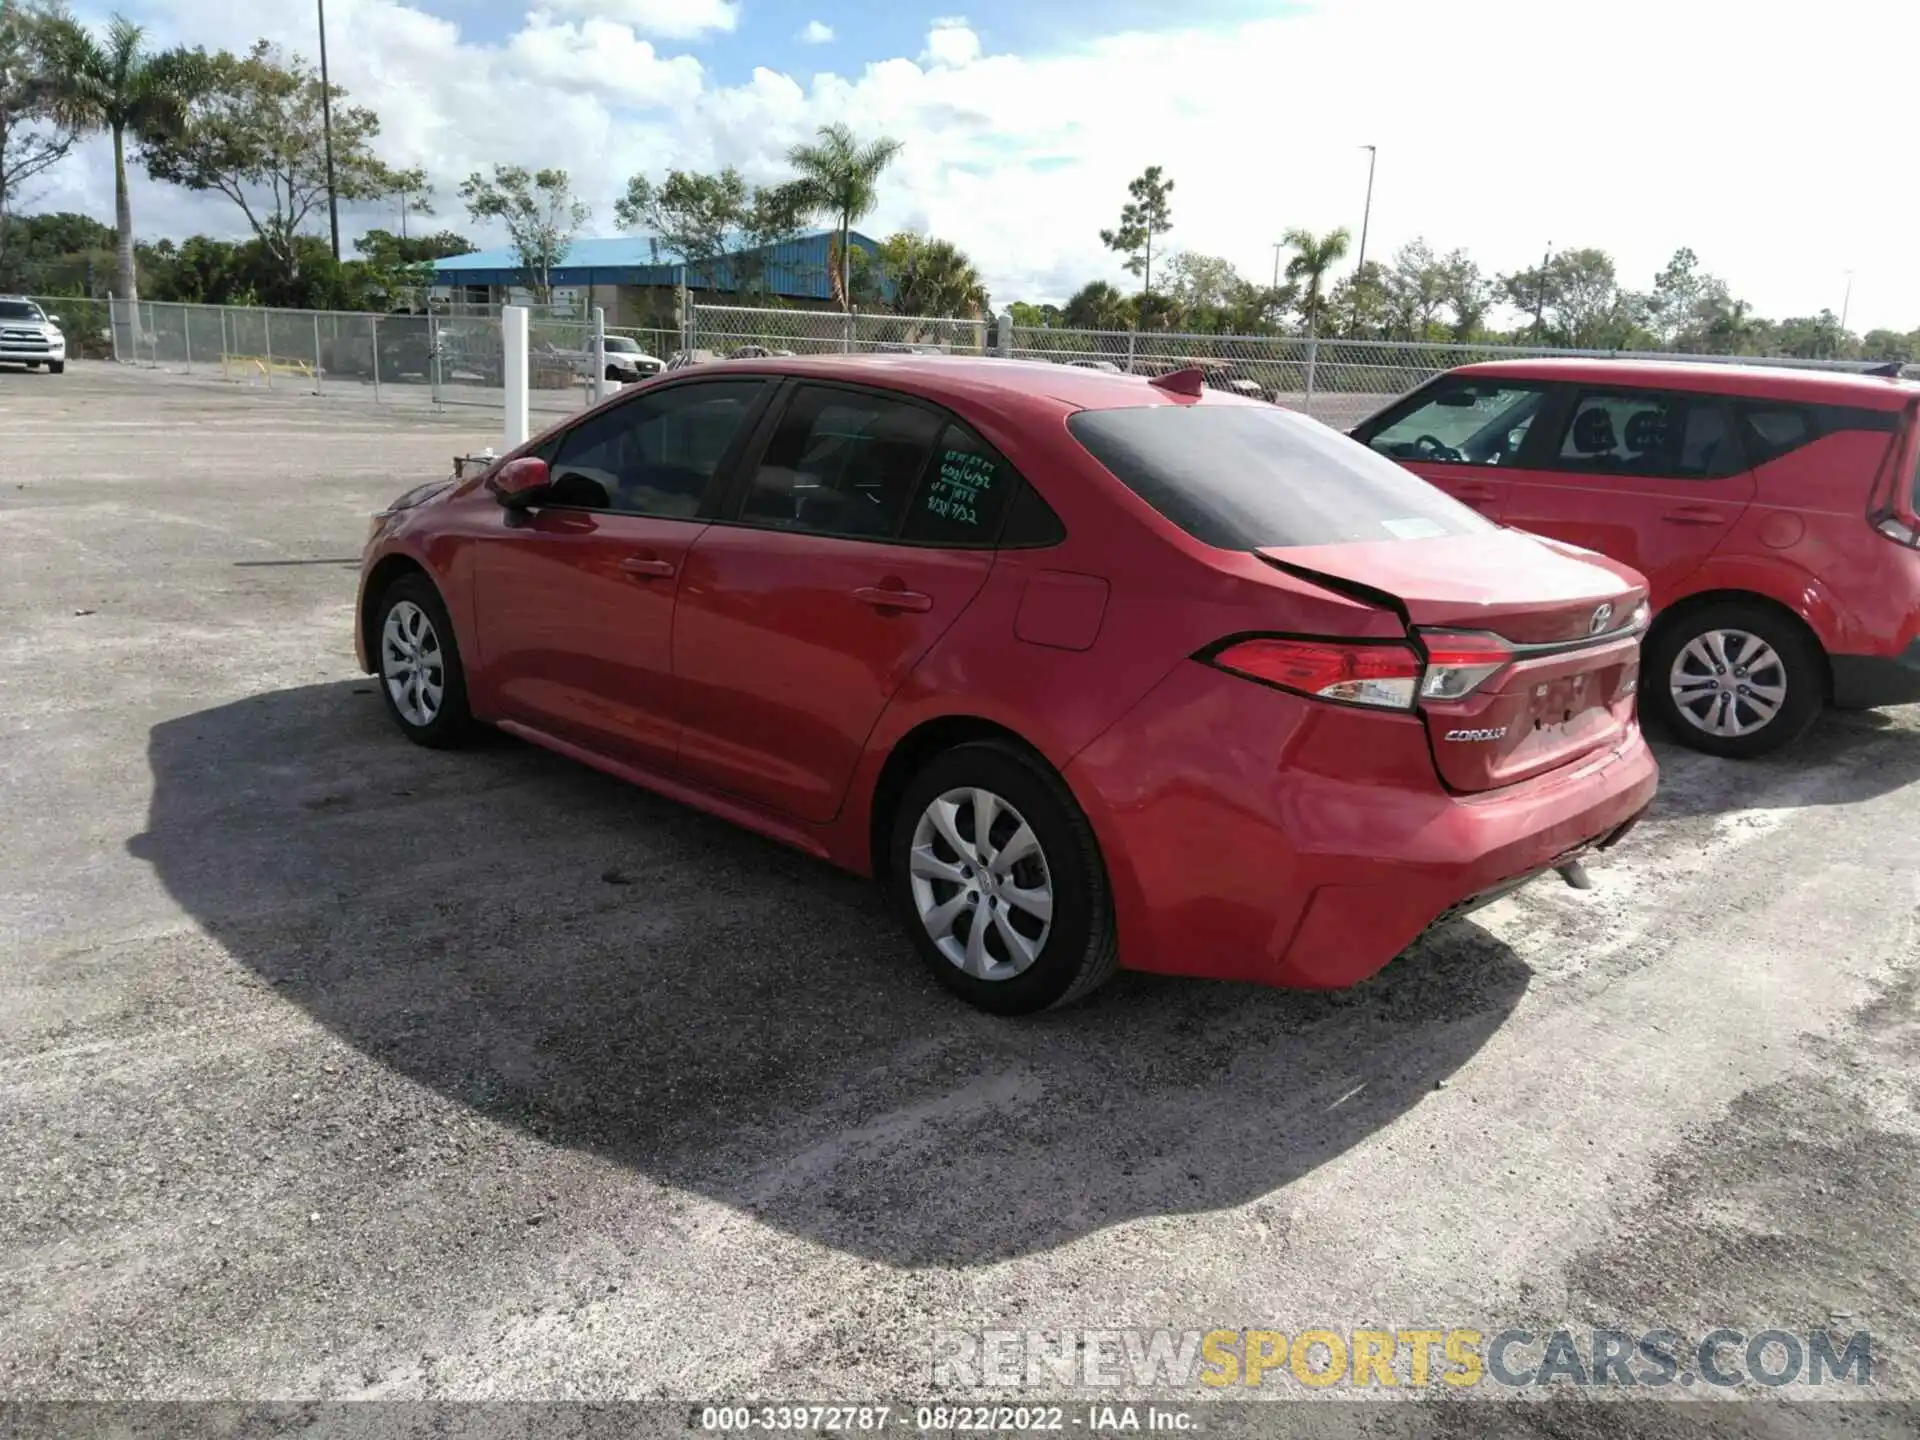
(922, 17), (981, 69)
(798, 20), (834, 45)
(34, 0), (1920, 329)
(539, 0), (739, 41)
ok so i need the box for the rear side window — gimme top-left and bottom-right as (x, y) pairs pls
(900, 424), (1018, 545)
(1069, 405), (1494, 550)
(1736, 401), (1898, 466)
(1553, 389), (1742, 480)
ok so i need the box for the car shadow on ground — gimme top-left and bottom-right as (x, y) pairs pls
(1645, 705), (1920, 822)
(129, 680), (1532, 1267)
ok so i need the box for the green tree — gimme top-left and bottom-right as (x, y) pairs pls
(1330, 258), (1389, 338)
(785, 122), (903, 310)
(142, 41), (395, 293)
(1007, 300), (1062, 328)
(615, 166), (747, 290)
(459, 164), (589, 303)
(354, 225), (470, 308)
(0, 206), (111, 291)
(882, 232), (987, 318)
(1498, 247), (1646, 348)
(1438, 247), (1494, 341)
(0, 0), (76, 272)
(39, 11), (204, 306)
(1282, 225), (1350, 334)
(1380, 238), (1446, 339)
(385, 164), (433, 239)
(1771, 310), (1855, 360)
(1100, 165), (1173, 294)
(1062, 278), (1133, 331)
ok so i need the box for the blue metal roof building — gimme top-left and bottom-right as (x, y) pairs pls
(431, 229), (883, 302)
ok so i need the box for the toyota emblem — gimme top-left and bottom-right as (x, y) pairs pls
(1589, 603), (1614, 635)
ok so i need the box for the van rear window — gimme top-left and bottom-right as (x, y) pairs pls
(1068, 404), (1493, 550)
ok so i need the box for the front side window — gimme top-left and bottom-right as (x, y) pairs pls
(1071, 404), (1493, 550)
(1555, 389), (1739, 480)
(739, 386), (942, 540)
(548, 380), (764, 516)
(1364, 380), (1548, 466)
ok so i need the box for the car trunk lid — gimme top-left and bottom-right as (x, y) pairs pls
(1258, 529), (1647, 792)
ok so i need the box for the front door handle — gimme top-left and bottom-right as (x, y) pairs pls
(853, 585), (933, 613)
(620, 555), (677, 578)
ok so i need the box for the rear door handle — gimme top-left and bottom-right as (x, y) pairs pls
(620, 555), (676, 578)
(1662, 507), (1723, 527)
(852, 585), (933, 613)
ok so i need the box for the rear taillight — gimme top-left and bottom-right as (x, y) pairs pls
(1418, 632), (1514, 701)
(1206, 637), (1422, 711)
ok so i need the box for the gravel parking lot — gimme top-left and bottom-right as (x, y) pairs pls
(4, 364), (1918, 1432)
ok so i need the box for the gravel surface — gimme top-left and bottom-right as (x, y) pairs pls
(3, 364), (1916, 1435)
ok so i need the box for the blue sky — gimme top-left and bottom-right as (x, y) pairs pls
(38, 0), (1920, 327)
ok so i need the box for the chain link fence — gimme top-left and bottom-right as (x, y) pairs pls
(76, 298), (682, 418)
(44, 295), (1918, 433)
(689, 303), (990, 358)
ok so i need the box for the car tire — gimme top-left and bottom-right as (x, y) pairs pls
(371, 572), (476, 749)
(888, 740), (1118, 1014)
(48, 361), (63, 374)
(1644, 600), (1824, 758)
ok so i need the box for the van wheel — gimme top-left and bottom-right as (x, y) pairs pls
(1645, 601), (1824, 758)
(889, 741), (1118, 1014)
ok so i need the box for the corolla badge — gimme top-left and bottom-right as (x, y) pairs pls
(1445, 727), (1508, 742)
(1589, 602), (1615, 635)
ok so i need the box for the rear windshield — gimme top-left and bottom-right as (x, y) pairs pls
(1068, 404), (1495, 550)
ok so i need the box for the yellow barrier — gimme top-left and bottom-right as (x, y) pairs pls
(221, 353), (316, 381)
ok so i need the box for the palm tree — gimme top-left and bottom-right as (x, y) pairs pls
(786, 122), (903, 312)
(891, 236), (987, 319)
(1282, 226), (1351, 335)
(1062, 280), (1132, 331)
(41, 14), (202, 308)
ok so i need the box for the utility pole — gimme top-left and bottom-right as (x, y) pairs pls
(1356, 145), (1377, 273)
(317, 0), (342, 262)
(1271, 241), (1283, 292)
(1840, 269), (1855, 332)
(1533, 241), (1551, 338)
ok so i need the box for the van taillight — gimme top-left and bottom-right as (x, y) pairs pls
(1206, 637), (1422, 711)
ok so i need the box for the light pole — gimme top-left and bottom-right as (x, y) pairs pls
(1355, 145), (1377, 273)
(1271, 241), (1283, 292)
(1840, 269), (1855, 332)
(317, 0), (341, 262)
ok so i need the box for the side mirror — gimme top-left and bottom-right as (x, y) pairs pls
(47, 315), (62, 326)
(488, 456), (550, 508)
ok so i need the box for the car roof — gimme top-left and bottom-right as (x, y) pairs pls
(1456, 356), (1920, 411)
(682, 353), (1260, 414)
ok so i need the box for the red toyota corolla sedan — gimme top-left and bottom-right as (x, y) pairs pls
(356, 356), (1657, 1013)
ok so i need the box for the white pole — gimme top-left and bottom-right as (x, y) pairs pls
(503, 304), (530, 449)
(591, 305), (608, 404)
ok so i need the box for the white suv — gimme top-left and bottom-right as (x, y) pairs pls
(0, 297), (66, 374)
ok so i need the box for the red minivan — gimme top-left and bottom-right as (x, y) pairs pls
(1354, 359), (1920, 756)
